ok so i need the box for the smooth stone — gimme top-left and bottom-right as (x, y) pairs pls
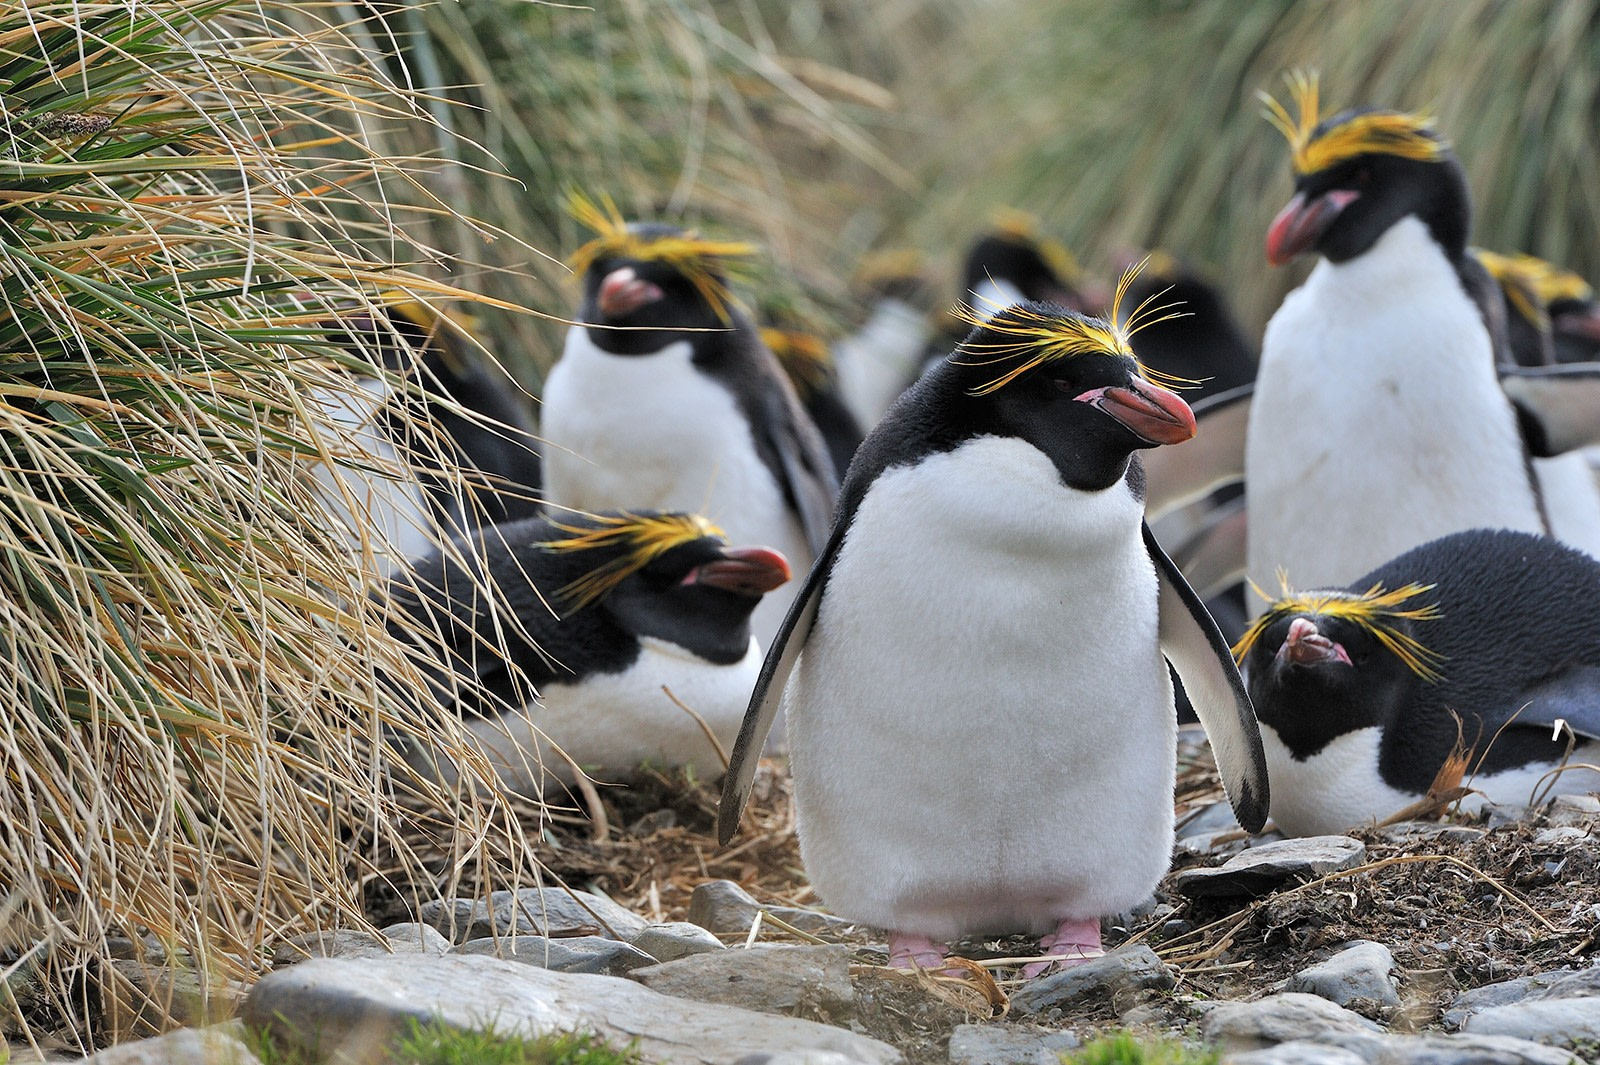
(78, 1025), (260, 1064)
(630, 944), (853, 1022)
(1462, 997), (1600, 1045)
(945, 1023), (1081, 1064)
(272, 930), (390, 966)
(1482, 803), (1529, 829)
(1316, 1030), (1583, 1064)
(1378, 821), (1485, 846)
(1007, 945), (1175, 1016)
(243, 955), (901, 1064)
(420, 888), (648, 944)
(1547, 794), (1600, 827)
(1223, 1044), (1367, 1065)
(1202, 992), (1383, 1052)
(1444, 962), (1600, 1028)
(377, 922), (451, 955)
(632, 921), (728, 963)
(1288, 941), (1401, 1011)
(1174, 837), (1367, 899)
(455, 934), (655, 977)
(686, 879), (863, 937)
(730, 1055), (860, 1065)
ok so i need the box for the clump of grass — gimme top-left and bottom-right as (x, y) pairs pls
(1064, 1032), (1220, 1065)
(248, 1017), (640, 1065)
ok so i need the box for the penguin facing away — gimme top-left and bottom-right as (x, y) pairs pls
(386, 510), (790, 794)
(1237, 528), (1600, 837)
(541, 194), (837, 652)
(718, 272), (1269, 977)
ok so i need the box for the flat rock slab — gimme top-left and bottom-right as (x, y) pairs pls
(946, 1023), (1081, 1064)
(455, 935), (656, 976)
(1287, 941), (1400, 1011)
(79, 1026), (260, 1064)
(1174, 836), (1367, 898)
(1462, 997), (1600, 1046)
(1202, 992), (1383, 1052)
(630, 944), (853, 1022)
(1227, 1032), (1581, 1065)
(1007, 945), (1174, 1016)
(421, 888), (648, 944)
(246, 955), (900, 1065)
(1445, 961), (1600, 1028)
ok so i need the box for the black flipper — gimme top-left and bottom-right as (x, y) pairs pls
(1511, 667), (1600, 742)
(761, 386), (839, 555)
(1141, 383), (1252, 520)
(1499, 363), (1600, 456)
(716, 524), (845, 844)
(1145, 522), (1270, 832)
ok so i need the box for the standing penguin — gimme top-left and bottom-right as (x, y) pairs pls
(542, 194), (837, 651)
(718, 272), (1269, 976)
(387, 510), (790, 794)
(760, 324), (866, 480)
(1236, 528), (1600, 837)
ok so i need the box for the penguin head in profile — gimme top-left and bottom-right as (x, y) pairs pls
(934, 266), (1198, 491)
(567, 192), (757, 355)
(541, 511), (790, 664)
(1261, 72), (1466, 266)
(1234, 580), (1444, 756)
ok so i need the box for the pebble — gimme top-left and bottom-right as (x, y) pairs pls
(687, 879), (863, 938)
(243, 955), (901, 1064)
(1286, 941), (1401, 1012)
(419, 887), (649, 944)
(1202, 992), (1383, 1052)
(1173, 836), (1367, 898)
(1007, 945), (1175, 1017)
(1222, 1044), (1367, 1065)
(78, 1024), (260, 1064)
(455, 934), (656, 976)
(632, 921), (727, 963)
(1533, 827), (1595, 846)
(630, 943), (853, 1022)
(945, 1023), (1081, 1064)
(1462, 997), (1600, 1046)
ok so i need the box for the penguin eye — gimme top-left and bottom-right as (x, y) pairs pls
(1350, 166), (1372, 188)
(1052, 377), (1076, 393)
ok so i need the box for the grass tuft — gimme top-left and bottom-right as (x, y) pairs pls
(1063, 1032), (1220, 1065)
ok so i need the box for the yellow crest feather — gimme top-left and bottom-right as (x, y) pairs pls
(1259, 70), (1445, 176)
(565, 190), (756, 323)
(760, 327), (832, 397)
(1232, 575), (1446, 682)
(1474, 249), (1549, 328)
(951, 259), (1197, 396)
(539, 512), (724, 612)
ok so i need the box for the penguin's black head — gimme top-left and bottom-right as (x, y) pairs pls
(1532, 262), (1600, 364)
(1476, 249), (1556, 367)
(933, 274), (1197, 492)
(1235, 583), (1444, 758)
(1262, 76), (1467, 265)
(567, 194), (757, 355)
(963, 213), (1091, 312)
(542, 511), (790, 665)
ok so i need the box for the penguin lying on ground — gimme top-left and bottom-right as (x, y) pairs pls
(386, 510), (790, 794)
(542, 194), (836, 652)
(718, 269), (1269, 978)
(761, 324), (865, 480)
(1236, 528), (1600, 837)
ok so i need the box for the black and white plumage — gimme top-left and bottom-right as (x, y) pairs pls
(387, 510), (790, 794)
(718, 283), (1268, 975)
(541, 198), (836, 651)
(761, 326), (866, 480)
(1237, 528), (1600, 837)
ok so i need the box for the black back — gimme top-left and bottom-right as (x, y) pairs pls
(1121, 261), (1256, 401)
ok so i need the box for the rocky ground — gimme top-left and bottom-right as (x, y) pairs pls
(11, 731), (1600, 1064)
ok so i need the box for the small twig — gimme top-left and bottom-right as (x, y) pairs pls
(1179, 959), (1256, 974)
(743, 908), (764, 948)
(754, 911), (828, 944)
(1373, 786), (1475, 829)
(663, 684), (729, 773)
(966, 949), (1106, 969)
(566, 769), (610, 844)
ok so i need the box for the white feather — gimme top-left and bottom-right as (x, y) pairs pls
(542, 330), (812, 649)
(786, 437), (1175, 940)
(1535, 452), (1600, 559)
(1248, 217), (1544, 597)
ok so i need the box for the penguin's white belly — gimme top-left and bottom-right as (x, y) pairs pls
(463, 636), (761, 795)
(1535, 453), (1600, 561)
(786, 437), (1176, 940)
(1248, 218), (1543, 596)
(542, 332), (811, 646)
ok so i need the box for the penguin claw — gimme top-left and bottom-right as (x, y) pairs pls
(1021, 918), (1105, 979)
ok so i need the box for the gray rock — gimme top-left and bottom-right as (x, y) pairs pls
(1533, 827), (1595, 846)
(687, 879), (864, 938)
(1227, 1032), (1581, 1064)
(1444, 962), (1600, 1028)
(377, 922), (451, 955)
(244, 955), (901, 1064)
(100, 960), (247, 1037)
(1174, 836), (1367, 898)
(632, 921), (727, 963)
(1287, 941), (1401, 1012)
(1482, 802), (1530, 829)
(1202, 992), (1383, 1052)
(455, 934), (657, 976)
(272, 930), (390, 966)
(945, 1023), (1081, 1064)
(1223, 1044), (1367, 1065)
(731, 1055), (861, 1065)
(1378, 821), (1485, 846)
(1462, 997), (1600, 1045)
(1547, 794), (1600, 828)
(1177, 829), (1253, 857)
(630, 944), (853, 1022)
(422, 888), (648, 944)
(78, 1025), (260, 1064)
(1007, 945), (1175, 1016)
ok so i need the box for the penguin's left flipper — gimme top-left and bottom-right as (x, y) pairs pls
(1510, 666), (1600, 742)
(1145, 522), (1270, 832)
(763, 388), (840, 554)
(1140, 384), (1251, 521)
(1500, 363), (1600, 456)
(717, 525), (844, 844)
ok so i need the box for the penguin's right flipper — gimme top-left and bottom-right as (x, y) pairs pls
(1140, 383), (1252, 520)
(1500, 363), (1600, 456)
(717, 525), (844, 844)
(1509, 666), (1600, 741)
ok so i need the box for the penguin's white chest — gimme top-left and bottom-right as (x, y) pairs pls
(786, 437), (1177, 940)
(1248, 218), (1543, 594)
(541, 332), (811, 644)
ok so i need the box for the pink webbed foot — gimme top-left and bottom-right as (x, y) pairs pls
(1021, 918), (1105, 979)
(888, 932), (952, 973)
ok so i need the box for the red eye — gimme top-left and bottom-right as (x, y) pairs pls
(1054, 378), (1075, 392)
